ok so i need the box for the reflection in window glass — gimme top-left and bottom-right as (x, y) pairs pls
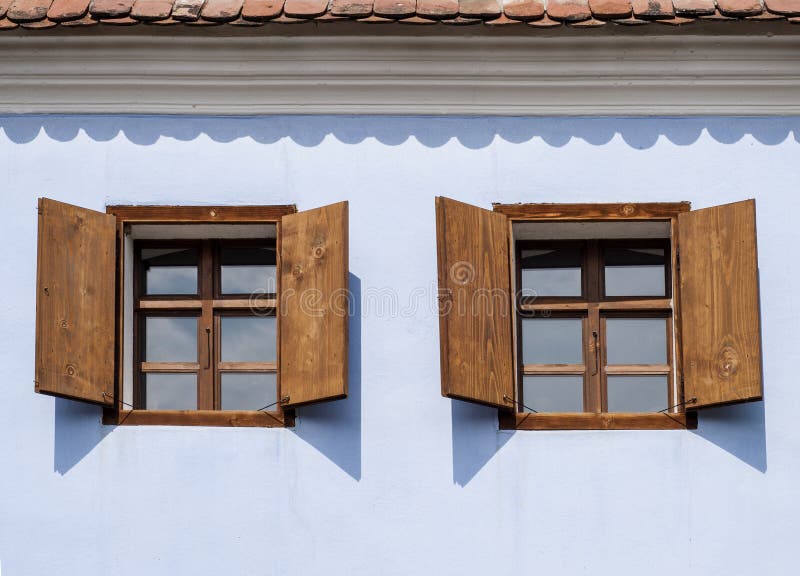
(220, 246), (277, 295)
(604, 246), (666, 297)
(221, 316), (277, 362)
(221, 373), (277, 411)
(522, 318), (584, 365)
(523, 375), (584, 412)
(142, 373), (197, 410)
(606, 318), (667, 365)
(520, 246), (582, 297)
(607, 376), (667, 412)
(141, 247), (198, 295)
(144, 317), (197, 362)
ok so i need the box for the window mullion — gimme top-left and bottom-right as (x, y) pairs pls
(198, 240), (215, 410)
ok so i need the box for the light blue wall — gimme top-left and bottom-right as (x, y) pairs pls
(1, 116), (798, 576)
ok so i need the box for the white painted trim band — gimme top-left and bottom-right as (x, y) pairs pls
(1, 35), (799, 115)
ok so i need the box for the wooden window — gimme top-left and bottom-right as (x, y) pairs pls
(34, 200), (349, 427)
(435, 199), (763, 431)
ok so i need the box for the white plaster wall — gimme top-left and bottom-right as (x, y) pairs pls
(0, 116), (798, 576)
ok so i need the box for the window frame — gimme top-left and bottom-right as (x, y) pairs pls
(103, 205), (296, 428)
(494, 202), (697, 431)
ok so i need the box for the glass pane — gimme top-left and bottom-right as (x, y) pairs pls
(142, 373), (197, 410)
(522, 375), (584, 413)
(221, 316), (277, 362)
(220, 246), (277, 295)
(606, 318), (667, 365)
(221, 373), (277, 411)
(604, 246), (666, 297)
(522, 318), (583, 365)
(144, 317), (197, 362)
(607, 375), (668, 413)
(520, 246), (582, 297)
(141, 247), (198, 295)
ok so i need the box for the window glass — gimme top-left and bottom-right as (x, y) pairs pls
(221, 373), (277, 411)
(142, 374), (197, 410)
(604, 246), (666, 297)
(220, 246), (277, 295)
(606, 318), (667, 365)
(221, 316), (277, 362)
(522, 318), (583, 364)
(144, 317), (197, 362)
(522, 375), (584, 412)
(141, 247), (198, 295)
(607, 375), (667, 413)
(520, 246), (582, 297)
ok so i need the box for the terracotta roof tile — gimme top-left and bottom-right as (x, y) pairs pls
(458, 0), (501, 18)
(589, 0), (631, 17)
(47, 0), (89, 20)
(0, 0), (796, 29)
(547, 0), (592, 21)
(241, 0), (284, 19)
(502, 0), (544, 20)
(330, 0), (373, 17)
(672, 0), (714, 14)
(172, 0), (203, 19)
(717, 0), (763, 16)
(416, 0), (458, 18)
(200, 0), (243, 21)
(285, 0), (330, 17)
(631, 0), (674, 18)
(764, 0), (800, 14)
(8, 0), (51, 21)
(130, 0), (172, 19)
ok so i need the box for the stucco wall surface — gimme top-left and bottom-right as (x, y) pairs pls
(0, 116), (798, 576)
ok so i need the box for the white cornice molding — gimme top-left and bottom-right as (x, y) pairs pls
(1, 35), (799, 115)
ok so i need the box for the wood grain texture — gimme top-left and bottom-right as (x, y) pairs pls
(493, 202), (690, 221)
(436, 197), (515, 409)
(35, 198), (116, 405)
(279, 202), (348, 407)
(678, 199), (763, 408)
(107, 204), (296, 223)
(103, 409), (294, 427)
(499, 411), (697, 430)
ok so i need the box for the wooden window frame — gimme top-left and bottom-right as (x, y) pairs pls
(103, 205), (296, 428)
(494, 202), (697, 431)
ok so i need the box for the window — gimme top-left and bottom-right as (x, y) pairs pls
(134, 240), (278, 412)
(34, 200), (349, 427)
(435, 198), (763, 430)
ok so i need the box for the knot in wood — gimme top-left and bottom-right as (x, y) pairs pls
(716, 346), (740, 379)
(209, 209), (217, 217)
(60, 319), (68, 329)
(619, 204), (636, 217)
(312, 245), (326, 259)
(292, 264), (304, 280)
(65, 364), (76, 377)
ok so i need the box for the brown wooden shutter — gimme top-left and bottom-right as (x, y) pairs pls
(435, 197), (515, 409)
(35, 198), (117, 406)
(678, 199), (763, 409)
(279, 201), (349, 407)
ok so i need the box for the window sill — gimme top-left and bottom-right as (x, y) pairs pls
(498, 411), (697, 431)
(102, 409), (295, 428)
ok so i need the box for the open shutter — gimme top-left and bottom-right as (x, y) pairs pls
(279, 201), (349, 407)
(435, 197), (515, 409)
(35, 198), (116, 406)
(678, 199), (763, 409)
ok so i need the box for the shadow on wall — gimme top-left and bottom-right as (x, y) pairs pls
(451, 401), (512, 487)
(693, 401), (767, 473)
(54, 398), (111, 475)
(1, 115), (799, 150)
(291, 273), (362, 481)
